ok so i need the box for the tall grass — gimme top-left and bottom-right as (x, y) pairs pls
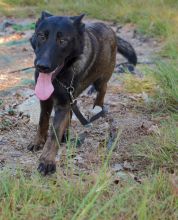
(149, 62), (178, 112)
(0, 168), (177, 219)
(1, 0), (178, 59)
(0, 127), (177, 219)
(0, 2), (177, 219)
(123, 61), (178, 113)
(132, 120), (178, 172)
(1, 0), (178, 58)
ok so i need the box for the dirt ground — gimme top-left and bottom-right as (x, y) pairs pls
(0, 18), (162, 179)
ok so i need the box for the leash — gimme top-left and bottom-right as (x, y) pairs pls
(55, 67), (105, 126)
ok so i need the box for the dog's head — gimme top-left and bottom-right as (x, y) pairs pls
(30, 11), (85, 74)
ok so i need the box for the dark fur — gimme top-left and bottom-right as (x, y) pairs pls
(28, 12), (137, 175)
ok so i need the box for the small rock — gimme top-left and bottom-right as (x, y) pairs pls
(116, 171), (131, 182)
(112, 163), (124, 172)
(74, 155), (83, 162)
(10, 151), (23, 158)
(90, 106), (102, 116)
(72, 114), (78, 121)
(142, 92), (149, 103)
(22, 47), (28, 52)
(147, 125), (160, 135)
(141, 121), (160, 135)
(0, 156), (6, 163)
(123, 161), (134, 171)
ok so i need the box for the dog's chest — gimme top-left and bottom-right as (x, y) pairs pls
(52, 81), (70, 105)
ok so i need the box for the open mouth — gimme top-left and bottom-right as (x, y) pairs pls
(35, 63), (64, 101)
(51, 63), (64, 80)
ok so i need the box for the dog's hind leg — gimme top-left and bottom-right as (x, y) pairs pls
(38, 107), (71, 175)
(27, 98), (53, 151)
(93, 80), (107, 108)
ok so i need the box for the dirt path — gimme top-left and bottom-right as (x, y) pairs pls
(0, 18), (162, 178)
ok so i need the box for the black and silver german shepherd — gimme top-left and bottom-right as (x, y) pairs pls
(29, 11), (137, 175)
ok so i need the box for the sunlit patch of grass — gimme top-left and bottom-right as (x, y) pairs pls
(123, 61), (178, 113)
(123, 74), (156, 94)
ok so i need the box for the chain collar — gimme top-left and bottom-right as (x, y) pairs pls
(55, 67), (76, 104)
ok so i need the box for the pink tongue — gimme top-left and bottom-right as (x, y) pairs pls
(35, 72), (54, 100)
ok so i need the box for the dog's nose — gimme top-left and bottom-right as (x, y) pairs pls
(36, 60), (51, 72)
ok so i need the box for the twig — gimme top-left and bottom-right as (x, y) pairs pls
(8, 66), (34, 74)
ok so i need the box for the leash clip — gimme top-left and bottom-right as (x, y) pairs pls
(67, 86), (76, 105)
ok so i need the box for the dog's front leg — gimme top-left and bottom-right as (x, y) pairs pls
(37, 106), (71, 175)
(28, 98), (53, 151)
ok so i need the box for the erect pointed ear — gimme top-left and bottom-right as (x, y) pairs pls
(71, 14), (85, 24)
(70, 14), (85, 33)
(41, 11), (53, 20)
(35, 11), (53, 29)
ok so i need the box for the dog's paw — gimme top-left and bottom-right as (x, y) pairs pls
(27, 142), (44, 151)
(37, 161), (56, 175)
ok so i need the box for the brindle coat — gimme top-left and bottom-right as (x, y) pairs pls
(28, 12), (137, 175)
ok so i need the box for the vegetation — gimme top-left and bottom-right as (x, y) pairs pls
(1, 0), (178, 57)
(0, 1), (177, 219)
(0, 166), (177, 219)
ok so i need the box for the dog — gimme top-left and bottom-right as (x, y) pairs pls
(28, 11), (137, 175)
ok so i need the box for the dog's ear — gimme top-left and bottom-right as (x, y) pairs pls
(35, 11), (53, 28)
(70, 14), (85, 33)
(41, 11), (53, 20)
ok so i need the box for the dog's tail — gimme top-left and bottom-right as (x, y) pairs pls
(117, 36), (137, 66)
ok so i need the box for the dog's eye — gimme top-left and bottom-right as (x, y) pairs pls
(37, 33), (46, 42)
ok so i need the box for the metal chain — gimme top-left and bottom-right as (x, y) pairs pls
(55, 67), (76, 104)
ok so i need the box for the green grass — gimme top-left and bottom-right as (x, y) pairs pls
(149, 62), (178, 112)
(0, 0), (177, 34)
(1, 0), (178, 59)
(132, 119), (178, 173)
(0, 1), (178, 219)
(123, 62), (178, 113)
(0, 168), (177, 220)
(0, 124), (177, 219)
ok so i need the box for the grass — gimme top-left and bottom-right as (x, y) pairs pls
(150, 62), (178, 112)
(132, 119), (178, 173)
(0, 1), (178, 219)
(0, 122), (177, 219)
(0, 168), (177, 219)
(122, 61), (178, 113)
(1, 0), (178, 57)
